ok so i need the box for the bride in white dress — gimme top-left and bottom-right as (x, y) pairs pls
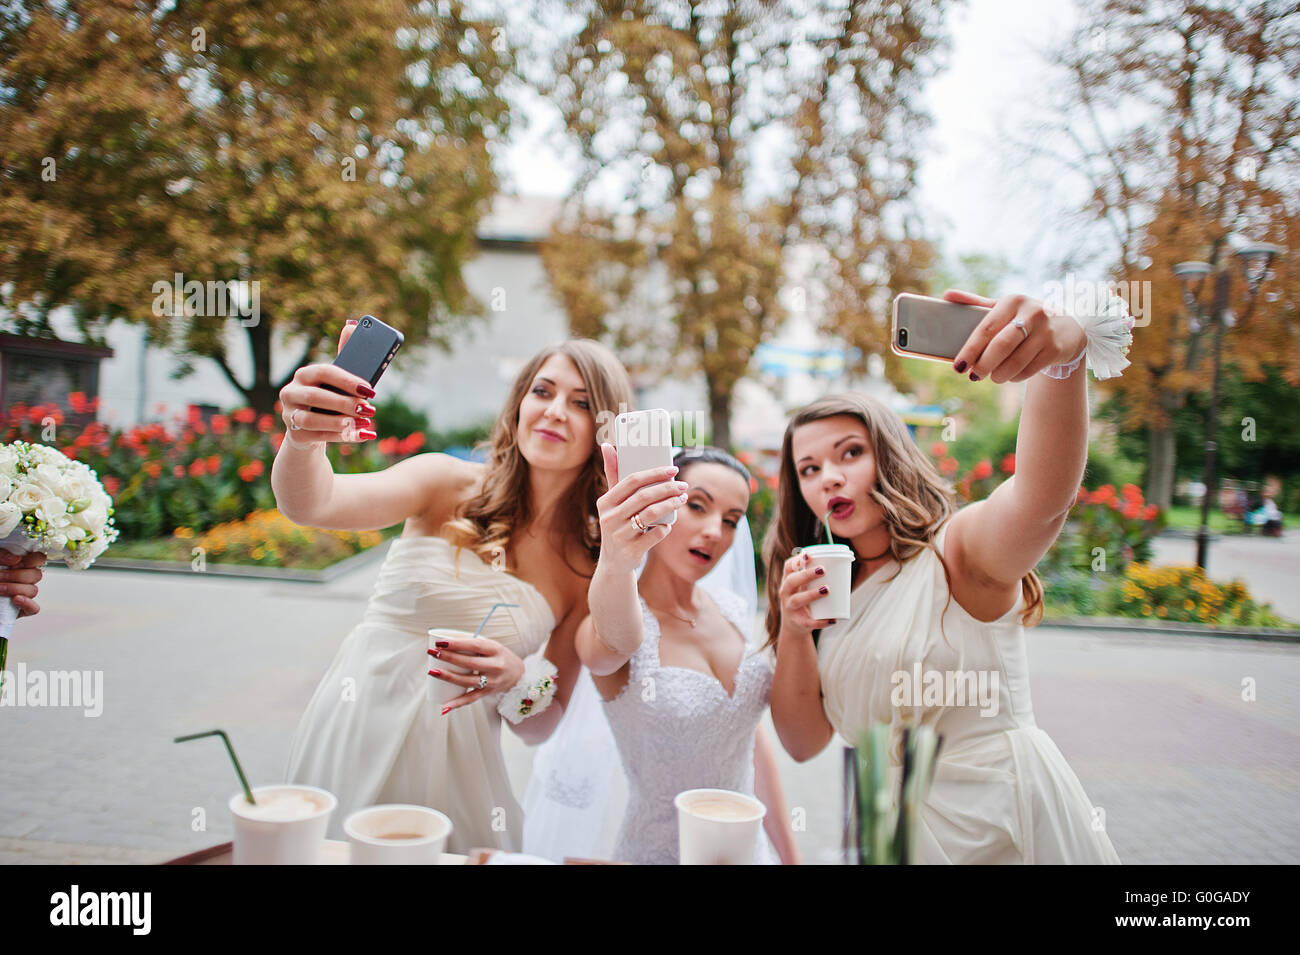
(271, 333), (634, 852)
(766, 290), (1121, 864)
(573, 445), (800, 864)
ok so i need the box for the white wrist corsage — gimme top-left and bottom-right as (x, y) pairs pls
(1043, 288), (1136, 380)
(496, 651), (559, 725)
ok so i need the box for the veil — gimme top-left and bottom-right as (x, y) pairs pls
(520, 514), (759, 862)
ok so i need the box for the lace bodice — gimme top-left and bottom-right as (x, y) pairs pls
(601, 588), (775, 864)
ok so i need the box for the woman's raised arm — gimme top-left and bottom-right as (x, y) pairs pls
(769, 550), (837, 762)
(576, 444), (684, 675)
(946, 290), (1090, 587)
(270, 323), (469, 531)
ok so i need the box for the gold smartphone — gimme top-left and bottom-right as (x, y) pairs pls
(891, 293), (989, 362)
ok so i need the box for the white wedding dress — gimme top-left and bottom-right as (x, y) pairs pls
(284, 535), (555, 853)
(601, 590), (779, 865)
(816, 519), (1120, 864)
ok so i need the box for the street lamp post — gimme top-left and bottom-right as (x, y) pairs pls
(1174, 243), (1284, 571)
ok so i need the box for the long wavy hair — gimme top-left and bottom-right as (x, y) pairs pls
(761, 393), (1044, 649)
(442, 339), (634, 577)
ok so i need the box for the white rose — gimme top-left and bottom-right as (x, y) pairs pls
(36, 494), (68, 523)
(9, 482), (44, 512)
(73, 503), (107, 533)
(0, 471), (12, 501)
(47, 530), (69, 551)
(0, 500), (21, 536)
(64, 524), (87, 542)
(33, 461), (66, 494)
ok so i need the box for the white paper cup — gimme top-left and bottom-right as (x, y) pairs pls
(229, 784), (335, 865)
(800, 543), (855, 620)
(675, 788), (767, 865)
(344, 804), (453, 865)
(427, 628), (475, 707)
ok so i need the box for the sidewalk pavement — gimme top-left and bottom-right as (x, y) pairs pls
(3, 545), (1296, 864)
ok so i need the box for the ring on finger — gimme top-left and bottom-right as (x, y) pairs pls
(289, 409), (303, 431)
(631, 512), (648, 534)
(1011, 316), (1028, 341)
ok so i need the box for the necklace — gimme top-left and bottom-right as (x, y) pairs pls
(645, 598), (698, 628)
(862, 542), (892, 562)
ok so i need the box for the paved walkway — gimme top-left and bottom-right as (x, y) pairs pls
(3, 548), (1297, 864)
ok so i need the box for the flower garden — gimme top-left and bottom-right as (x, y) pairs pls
(0, 394), (458, 569)
(1, 396), (1290, 627)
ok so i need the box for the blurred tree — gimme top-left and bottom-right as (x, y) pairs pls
(537, 0), (953, 448)
(1012, 0), (1299, 508)
(0, 0), (511, 413)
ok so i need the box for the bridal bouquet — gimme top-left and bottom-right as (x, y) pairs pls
(0, 441), (119, 680)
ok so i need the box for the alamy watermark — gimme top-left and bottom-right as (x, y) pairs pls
(152, 272), (260, 327)
(0, 664), (103, 717)
(890, 663), (999, 717)
(595, 404), (707, 448)
(1041, 276), (1152, 327)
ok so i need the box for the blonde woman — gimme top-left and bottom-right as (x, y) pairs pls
(766, 289), (1121, 864)
(273, 331), (633, 852)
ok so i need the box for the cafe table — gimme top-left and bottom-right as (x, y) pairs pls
(163, 843), (626, 864)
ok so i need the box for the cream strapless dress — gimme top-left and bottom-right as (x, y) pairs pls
(285, 535), (555, 852)
(816, 519), (1120, 864)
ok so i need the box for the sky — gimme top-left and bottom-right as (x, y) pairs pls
(498, 0), (1090, 297)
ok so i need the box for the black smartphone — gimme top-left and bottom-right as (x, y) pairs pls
(310, 315), (404, 415)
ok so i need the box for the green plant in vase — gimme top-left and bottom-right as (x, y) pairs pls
(847, 723), (943, 864)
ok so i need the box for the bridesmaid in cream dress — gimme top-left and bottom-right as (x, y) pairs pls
(765, 290), (1120, 864)
(271, 331), (633, 852)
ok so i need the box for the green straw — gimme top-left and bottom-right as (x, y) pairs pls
(822, 510), (834, 545)
(174, 729), (256, 805)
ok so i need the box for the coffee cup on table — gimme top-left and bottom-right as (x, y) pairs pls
(799, 543), (855, 621)
(344, 804), (453, 865)
(229, 784), (336, 865)
(675, 788), (767, 865)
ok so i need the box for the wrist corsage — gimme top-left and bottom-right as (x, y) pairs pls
(496, 651), (559, 725)
(1043, 288), (1136, 380)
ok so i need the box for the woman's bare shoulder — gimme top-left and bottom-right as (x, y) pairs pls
(406, 453), (487, 534)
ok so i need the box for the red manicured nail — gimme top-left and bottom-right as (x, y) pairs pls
(969, 372), (981, 381)
(356, 383), (376, 398)
(436, 640), (450, 648)
(358, 429), (377, 440)
(426, 648), (440, 657)
(954, 359), (968, 372)
(818, 586), (829, 595)
(430, 668), (442, 677)
(440, 707), (451, 716)
(815, 567), (825, 576)
(355, 402), (375, 416)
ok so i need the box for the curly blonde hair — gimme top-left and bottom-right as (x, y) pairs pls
(442, 339), (634, 577)
(761, 393), (1043, 649)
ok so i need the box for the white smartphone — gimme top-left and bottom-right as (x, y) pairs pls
(891, 293), (989, 362)
(614, 408), (677, 526)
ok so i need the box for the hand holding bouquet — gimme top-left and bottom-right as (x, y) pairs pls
(0, 441), (120, 679)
